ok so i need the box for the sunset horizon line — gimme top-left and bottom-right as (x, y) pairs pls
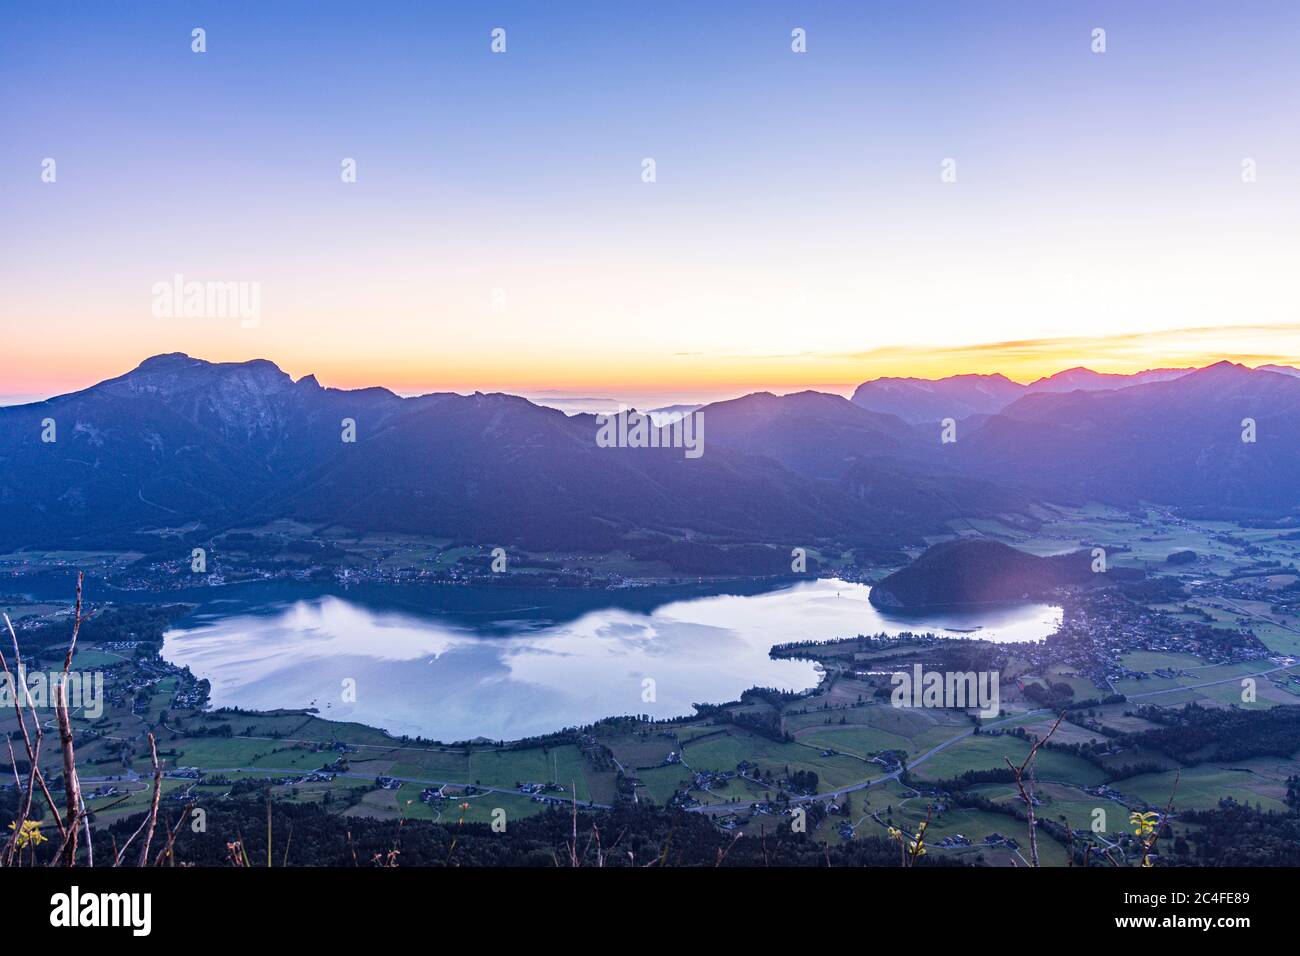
(8, 322), (1298, 404)
(6, 338), (1298, 411)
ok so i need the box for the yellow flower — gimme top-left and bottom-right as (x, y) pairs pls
(7, 820), (47, 849)
(1129, 811), (1158, 837)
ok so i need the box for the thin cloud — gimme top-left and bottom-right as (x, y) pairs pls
(824, 323), (1300, 373)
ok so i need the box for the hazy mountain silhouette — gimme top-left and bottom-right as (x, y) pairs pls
(850, 366), (1199, 424)
(850, 373), (1023, 424)
(3, 355), (1297, 560)
(700, 390), (912, 479)
(950, 362), (1300, 514)
(0, 355), (997, 557)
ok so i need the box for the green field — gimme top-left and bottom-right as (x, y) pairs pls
(911, 734), (1106, 787)
(1120, 761), (1292, 813)
(889, 801), (1070, 867)
(969, 781), (1131, 835)
(682, 729), (877, 791)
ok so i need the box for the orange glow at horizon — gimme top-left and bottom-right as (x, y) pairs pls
(5, 323), (1299, 402)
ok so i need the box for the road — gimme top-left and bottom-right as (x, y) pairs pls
(80, 767), (612, 809)
(685, 709), (1051, 815)
(1219, 597), (1300, 636)
(1125, 661), (1295, 700)
(686, 656), (1296, 817)
(81, 663), (1292, 820)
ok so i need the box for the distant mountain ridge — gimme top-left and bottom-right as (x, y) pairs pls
(3, 354), (1299, 563)
(848, 373), (1023, 424)
(850, 365), (1203, 423)
(0, 354), (1012, 560)
(947, 361), (1300, 513)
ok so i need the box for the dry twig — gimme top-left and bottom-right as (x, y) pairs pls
(1003, 712), (1066, 867)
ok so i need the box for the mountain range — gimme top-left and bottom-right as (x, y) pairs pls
(849, 366), (1197, 424)
(2, 354), (1298, 562)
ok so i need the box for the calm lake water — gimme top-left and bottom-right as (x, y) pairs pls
(156, 578), (1061, 742)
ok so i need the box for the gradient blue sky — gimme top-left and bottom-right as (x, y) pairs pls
(2, 1), (1298, 405)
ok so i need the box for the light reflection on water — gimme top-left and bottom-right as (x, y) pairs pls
(161, 578), (1060, 742)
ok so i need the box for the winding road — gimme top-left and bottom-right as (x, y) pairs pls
(685, 708), (1051, 815)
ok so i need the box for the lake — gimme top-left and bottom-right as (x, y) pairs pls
(157, 577), (1061, 742)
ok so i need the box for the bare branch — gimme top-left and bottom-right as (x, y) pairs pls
(55, 677), (83, 865)
(153, 804), (194, 867)
(1, 613), (66, 864)
(281, 820), (293, 868)
(61, 573), (84, 677)
(1002, 711), (1066, 867)
(136, 733), (162, 866)
(114, 733), (162, 866)
(1138, 770), (1181, 868)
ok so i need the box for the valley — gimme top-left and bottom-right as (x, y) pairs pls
(5, 504), (1298, 866)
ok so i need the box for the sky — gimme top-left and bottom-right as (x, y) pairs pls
(2, 0), (1299, 407)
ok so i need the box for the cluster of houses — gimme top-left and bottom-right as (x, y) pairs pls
(314, 742), (356, 774)
(516, 781), (568, 795)
(711, 801), (805, 829)
(867, 751), (905, 774)
(171, 680), (209, 709)
(693, 768), (737, 791)
(1082, 783), (1143, 811)
(936, 833), (973, 848)
(314, 741), (357, 754)
(528, 793), (573, 806)
(1036, 586), (1271, 693)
